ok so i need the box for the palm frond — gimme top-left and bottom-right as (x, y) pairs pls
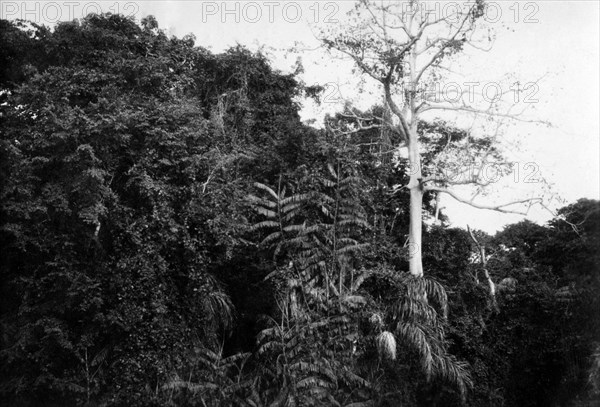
(395, 296), (440, 328)
(406, 276), (449, 318)
(203, 290), (234, 331)
(376, 331), (397, 360)
(396, 321), (437, 378)
(433, 354), (473, 398)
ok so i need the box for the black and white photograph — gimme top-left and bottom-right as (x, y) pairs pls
(1, 1), (598, 406)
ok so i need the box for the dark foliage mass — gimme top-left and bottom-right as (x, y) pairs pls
(0, 14), (598, 407)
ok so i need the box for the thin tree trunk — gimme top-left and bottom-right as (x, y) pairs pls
(335, 161), (342, 295)
(467, 225), (498, 310)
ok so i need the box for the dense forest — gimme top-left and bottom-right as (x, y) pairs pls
(0, 13), (599, 407)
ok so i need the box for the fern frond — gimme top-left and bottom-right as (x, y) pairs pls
(336, 365), (371, 388)
(258, 340), (284, 355)
(338, 218), (371, 229)
(327, 315), (352, 326)
(285, 336), (304, 359)
(351, 270), (372, 292)
(280, 193), (310, 206)
(338, 238), (359, 245)
(338, 198), (361, 207)
(254, 182), (278, 200)
(339, 176), (364, 186)
(291, 362), (337, 384)
(281, 210), (301, 222)
(337, 243), (370, 255)
(255, 206), (277, 218)
(91, 346), (109, 367)
(163, 379), (219, 393)
(223, 379), (253, 395)
(321, 205), (333, 218)
(327, 163), (338, 179)
(247, 194), (277, 208)
(317, 223), (334, 232)
(296, 376), (336, 390)
(194, 354), (217, 370)
(281, 201), (302, 214)
(196, 346), (221, 361)
(286, 235), (311, 249)
(273, 242), (286, 258)
(283, 224), (305, 233)
(257, 326), (279, 343)
(341, 295), (367, 308)
(320, 192), (336, 202)
(250, 220), (280, 231)
(221, 352), (251, 366)
(304, 224), (323, 234)
(261, 231), (282, 246)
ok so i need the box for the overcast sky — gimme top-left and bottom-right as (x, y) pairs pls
(3, 0), (599, 232)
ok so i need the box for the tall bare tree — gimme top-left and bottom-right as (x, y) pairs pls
(320, 0), (544, 276)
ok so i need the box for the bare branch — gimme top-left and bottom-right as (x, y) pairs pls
(422, 176), (493, 187)
(383, 74), (411, 140)
(419, 104), (552, 126)
(466, 225), (485, 264)
(331, 109), (405, 140)
(414, 4), (475, 84)
(426, 186), (542, 215)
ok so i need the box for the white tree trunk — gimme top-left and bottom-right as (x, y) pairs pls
(407, 50), (424, 278)
(409, 186), (424, 277)
(408, 136), (424, 277)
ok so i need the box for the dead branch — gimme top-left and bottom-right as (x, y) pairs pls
(467, 225), (498, 311)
